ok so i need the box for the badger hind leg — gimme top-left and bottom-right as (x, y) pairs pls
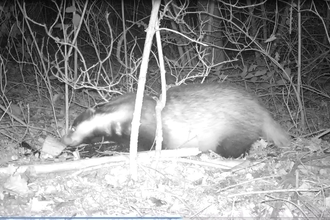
(216, 129), (260, 158)
(215, 116), (290, 158)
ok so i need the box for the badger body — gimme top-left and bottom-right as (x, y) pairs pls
(161, 83), (289, 157)
(62, 83), (290, 158)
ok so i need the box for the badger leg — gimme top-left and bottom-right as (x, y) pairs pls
(216, 134), (256, 158)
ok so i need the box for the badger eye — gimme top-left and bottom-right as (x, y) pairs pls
(71, 127), (76, 132)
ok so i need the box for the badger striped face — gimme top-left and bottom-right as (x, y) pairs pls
(62, 108), (96, 146)
(62, 103), (134, 147)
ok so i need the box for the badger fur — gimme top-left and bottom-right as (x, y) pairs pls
(62, 83), (290, 158)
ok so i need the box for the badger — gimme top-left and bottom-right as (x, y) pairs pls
(62, 83), (290, 158)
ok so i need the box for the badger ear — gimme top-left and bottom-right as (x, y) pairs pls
(86, 108), (96, 116)
(73, 108), (96, 124)
(114, 121), (123, 136)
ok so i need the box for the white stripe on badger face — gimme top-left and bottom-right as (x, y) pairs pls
(69, 108), (131, 145)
